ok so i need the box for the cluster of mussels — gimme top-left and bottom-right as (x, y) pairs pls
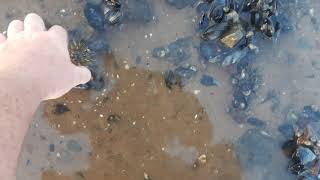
(197, 0), (279, 66)
(278, 105), (320, 179)
(196, 0), (279, 116)
(230, 58), (261, 113)
(84, 0), (153, 32)
(68, 39), (108, 91)
(84, 0), (123, 31)
(282, 127), (320, 179)
(67, 0), (125, 91)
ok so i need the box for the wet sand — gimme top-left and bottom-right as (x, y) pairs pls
(42, 56), (241, 180)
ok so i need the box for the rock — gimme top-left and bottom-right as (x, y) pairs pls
(174, 65), (197, 79)
(54, 104), (70, 115)
(278, 123), (295, 139)
(296, 146), (316, 166)
(66, 140), (82, 153)
(246, 117), (267, 128)
(236, 129), (276, 169)
(84, 3), (105, 31)
(200, 74), (220, 86)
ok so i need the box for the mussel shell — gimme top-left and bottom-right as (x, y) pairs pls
(199, 13), (210, 31)
(209, 6), (225, 23)
(201, 21), (229, 41)
(196, 1), (211, 14)
(84, 3), (106, 31)
(232, 92), (248, 110)
(261, 18), (275, 38)
(242, 0), (260, 11)
(105, 10), (123, 25)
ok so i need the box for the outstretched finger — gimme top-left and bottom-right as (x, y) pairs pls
(24, 13), (46, 32)
(7, 20), (24, 39)
(73, 66), (92, 85)
(48, 25), (68, 43)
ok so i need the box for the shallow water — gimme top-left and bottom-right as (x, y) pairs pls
(0, 0), (320, 179)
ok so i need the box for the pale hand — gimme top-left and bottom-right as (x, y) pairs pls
(0, 13), (91, 100)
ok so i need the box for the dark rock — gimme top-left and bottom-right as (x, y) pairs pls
(84, 3), (105, 31)
(200, 74), (220, 86)
(174, 65), (197, 79)
(54, 104), (70, 115)
(246, 117), (267, 128)
(236, 129), (276, 169)
(278, 123), (295, 139)
(164, 70), (181, 89)
(49, 144), (55, 152)
(66, 140), (82, 153)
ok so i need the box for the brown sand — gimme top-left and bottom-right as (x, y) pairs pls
(42, 56), (241, 180)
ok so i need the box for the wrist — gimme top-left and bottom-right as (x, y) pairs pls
(0, 71), (43, 113)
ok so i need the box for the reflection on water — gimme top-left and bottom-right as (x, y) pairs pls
(0, 0), (317, 179)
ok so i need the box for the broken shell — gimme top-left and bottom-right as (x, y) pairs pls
(220, 25), (245, 48)
(198, 154), (207, 164)
(144, 172), (150, 180)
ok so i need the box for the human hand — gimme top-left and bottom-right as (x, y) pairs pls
(0, 13), (91, 100)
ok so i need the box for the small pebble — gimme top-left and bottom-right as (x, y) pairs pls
(200, 74), (220, 87)
(49, 144), (55, 152)
(54, 104), (70, 115)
